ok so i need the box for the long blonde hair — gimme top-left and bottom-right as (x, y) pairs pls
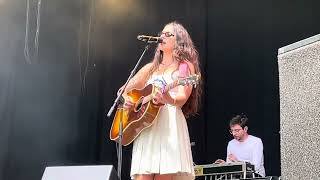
(147, 21), (202, 118)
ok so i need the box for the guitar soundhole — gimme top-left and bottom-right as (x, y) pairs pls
(134, 96), (144, 112)
(136, 102), (142, 111)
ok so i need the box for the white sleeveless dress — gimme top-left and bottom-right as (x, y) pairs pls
(130, 71), (195, 180)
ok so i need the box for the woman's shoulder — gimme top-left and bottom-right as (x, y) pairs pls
(142, 62), (153, 70)
(138, 63), (153, 75)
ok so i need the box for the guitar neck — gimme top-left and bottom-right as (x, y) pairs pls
(142, 74), (199, 105)
(142, 80), (180, 105)
(162, 80), (180, 93)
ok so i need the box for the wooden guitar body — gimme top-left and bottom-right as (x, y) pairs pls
(109, 84), (162, 146)
(109, 74), (200, 146)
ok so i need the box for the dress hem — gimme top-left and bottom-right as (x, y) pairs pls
(131, 171), (195, 180)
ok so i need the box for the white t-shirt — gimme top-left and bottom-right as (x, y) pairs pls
(226, 135), (265, 177)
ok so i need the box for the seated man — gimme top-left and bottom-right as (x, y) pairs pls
(215, 114), (266, 177)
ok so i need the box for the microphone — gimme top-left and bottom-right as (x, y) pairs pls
(137, 35), (163, 43)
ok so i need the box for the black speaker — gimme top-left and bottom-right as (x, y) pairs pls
(41, 165), (119, 180)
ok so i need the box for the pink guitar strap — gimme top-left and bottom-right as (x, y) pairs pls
(178, 61), (191, 78)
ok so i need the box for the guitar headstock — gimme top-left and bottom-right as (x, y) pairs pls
(178, 74), (201, 88)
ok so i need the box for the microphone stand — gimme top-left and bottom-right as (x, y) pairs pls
(107, 43), (151, 180)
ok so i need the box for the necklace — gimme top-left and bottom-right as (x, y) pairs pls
(160, 61), (176, 67)
(158, 61), (178, 75)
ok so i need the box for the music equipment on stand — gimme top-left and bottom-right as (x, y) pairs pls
(240, 177), (280, 180)
(194, 162), (255, 180)
(110, 74), (200, 146)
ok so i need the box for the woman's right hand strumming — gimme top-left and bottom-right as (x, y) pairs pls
(117, 86), (135, 109)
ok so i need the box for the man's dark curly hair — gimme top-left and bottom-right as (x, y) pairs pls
(229, 114), (248, 128)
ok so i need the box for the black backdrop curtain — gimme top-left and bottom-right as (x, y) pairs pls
(1, 0), (320, 179)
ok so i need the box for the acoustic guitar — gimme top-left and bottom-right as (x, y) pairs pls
(109, 74), (200, 146)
